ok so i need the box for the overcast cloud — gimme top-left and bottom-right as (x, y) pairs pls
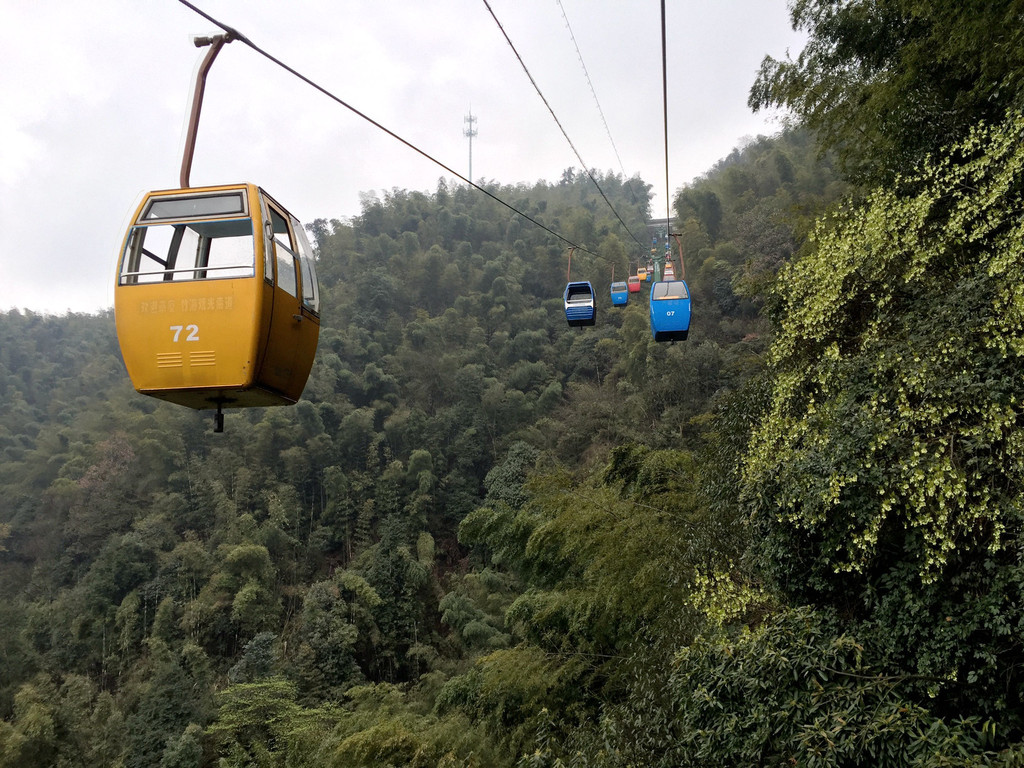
(0, 0), (803, 315)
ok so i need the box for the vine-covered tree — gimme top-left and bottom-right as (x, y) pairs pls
(743, 113), (1024, 726)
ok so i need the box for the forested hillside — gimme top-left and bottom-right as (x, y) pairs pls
(5, 2), (1024, 765)
(0, 128), (831, 766)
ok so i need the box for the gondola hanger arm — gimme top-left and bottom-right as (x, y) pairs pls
(180, 32), (235, 189)
(669, 232), (686, 281)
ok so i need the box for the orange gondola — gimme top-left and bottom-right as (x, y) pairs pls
(116, 183), (320, 419)
(114, 33), (320, 431)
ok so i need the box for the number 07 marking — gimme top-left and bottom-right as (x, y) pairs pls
(170, 324), (200, 342)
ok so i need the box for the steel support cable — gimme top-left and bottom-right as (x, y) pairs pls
(481, 0), (646, 252)
(659, 0), (685, 279)
(173, 0), (597, 257)
(660, 0), (672, 227)
(555, 0), (642, 208)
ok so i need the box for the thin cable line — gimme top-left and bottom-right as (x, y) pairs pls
(174, 0), (597, 257)
(661, 0), (672, 227)
(555, 0), (641, 208)
(481, 0), (646, 251)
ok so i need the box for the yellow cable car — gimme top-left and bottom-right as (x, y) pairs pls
(115, 183), (320, 426)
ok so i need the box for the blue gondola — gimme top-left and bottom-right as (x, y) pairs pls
(649, 280), (691, 341)
(564, 281), (597, 327)
(610, 281), (628, 306)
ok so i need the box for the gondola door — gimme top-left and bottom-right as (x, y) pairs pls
(256, 197), (309, 401)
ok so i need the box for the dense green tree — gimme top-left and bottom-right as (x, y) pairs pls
(293, 571), (381, 700)
(0, 678), (57, 768)
(750, 0), (1024, 184)
(158, 722), (203, 768)
(123, 640), (211, 768)
(205, 677), (337, 767)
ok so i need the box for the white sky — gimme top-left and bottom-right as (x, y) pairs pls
(0, 0), (803, 315)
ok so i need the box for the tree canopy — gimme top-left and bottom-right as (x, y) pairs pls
(750, 0), (1024, 184)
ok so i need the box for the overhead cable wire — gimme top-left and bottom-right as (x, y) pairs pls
(661, 0), (672, 227)
(173, 0), (597, 257)
(555, 0), (642, 208)
(660, 0), (686, 279)
(481, 0), (647, 252)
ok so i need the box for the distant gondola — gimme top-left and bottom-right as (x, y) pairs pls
(627, 275), (642, 293)
(610, 281), (629, 306)
(564, 281), (597, 327)
(649, 280), (691, 342)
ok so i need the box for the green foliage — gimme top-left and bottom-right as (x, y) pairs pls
(292, 571), (380, 700)
(0, 674), (129, 768)
(438, 574), (512, 653)
(0, 679), (57, 768)
(452, 442), (756, 758)
(326, 683), (505, 768)
(123, 639), (212, 768)
(159, 723), (202, 768)
(227, 631), (278, 683)
(483, 442), (541, 511)
(617, 607), (1019, 767)
(206, 677), (338, 767)
(750, 0), (1024, 185)
(742, 114), (1024, 721)
(2, 10), (1009, 761)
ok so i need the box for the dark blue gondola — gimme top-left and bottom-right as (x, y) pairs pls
(564, 281), (597, 327)
(649, 280), (691, 341)
(610, 281), (628, 306)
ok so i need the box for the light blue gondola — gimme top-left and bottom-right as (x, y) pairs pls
(564, 281), (596, 327)
(649, 280), (691, 341)
(610, 281), (628, 306)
